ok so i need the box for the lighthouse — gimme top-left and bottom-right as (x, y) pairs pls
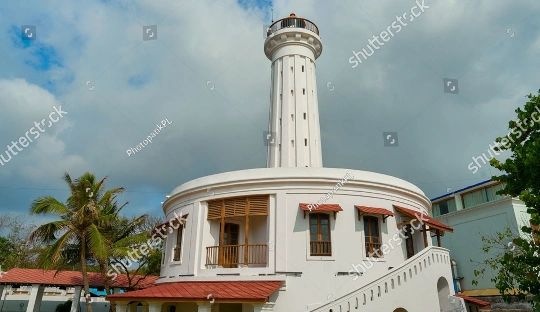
(264, 13), (323, 168)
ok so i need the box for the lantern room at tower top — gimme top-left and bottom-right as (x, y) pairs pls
(264, 13), (322, 61)
(267, 13), (320, 38)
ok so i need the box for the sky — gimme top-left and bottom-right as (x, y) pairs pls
(0, 0), (539, 225)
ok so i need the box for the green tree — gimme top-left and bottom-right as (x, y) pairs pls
(29, 172), (123, 312)
(55, 300), (72, 312)
(472, 89), (540, 309)
(0, 213), (42, 269)
(97, 208), (149, 294)
(0, 236), (15, 266)
(105, 213), (164, 291)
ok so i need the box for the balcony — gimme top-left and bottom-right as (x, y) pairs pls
(267, 14), (319, 38)
(310, 241), (331, 256)
(365, 242), (382, 257)
(206, 244), (268, 268)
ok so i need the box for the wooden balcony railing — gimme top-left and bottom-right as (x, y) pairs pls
(310, 241), (331, 256)
(206, 244), (268, 267)
(365, 242), (382, 258)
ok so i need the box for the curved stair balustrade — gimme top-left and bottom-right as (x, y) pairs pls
(309, 246), (452, 312)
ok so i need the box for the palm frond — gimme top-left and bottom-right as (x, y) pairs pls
(29, 220), (72, 244)
(86, 224), (109, 261)
(37, 230), (75, 269)
(30, 197), (71, 216)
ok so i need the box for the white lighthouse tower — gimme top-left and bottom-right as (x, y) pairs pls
(264, 13), (323, 168)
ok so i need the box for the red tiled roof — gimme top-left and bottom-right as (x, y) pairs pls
(355, 206), (395, 216)
(393, 205), (453, 232)
(106, 281), (283, 302)
(299, 203), (343, 212)
(455, 294), (491, 307)
(0, 268), (158, 289)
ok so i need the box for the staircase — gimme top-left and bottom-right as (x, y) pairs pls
(310, 246), (464, 312)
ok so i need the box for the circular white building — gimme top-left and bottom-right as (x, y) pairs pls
(107, 13), (462, 312)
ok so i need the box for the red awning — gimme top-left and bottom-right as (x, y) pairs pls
(455, 294), (491, 307)
(299, 203), (343, 212)
(355, 206), (394, 216)
(393, 205), (453, 232)
(355, 206), (394, 222)
(299, 203), (342, 219)
(0, 268), (157, 288)
(106, 281), (283, 303)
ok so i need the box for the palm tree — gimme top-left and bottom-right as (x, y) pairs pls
(29, 172), (124, 312)
(96, 201), (149, 295)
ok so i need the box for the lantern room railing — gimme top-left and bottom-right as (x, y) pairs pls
(267, 14), (319, 38)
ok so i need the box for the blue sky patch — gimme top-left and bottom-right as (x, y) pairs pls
(25, 44), (63, 71)
(9, 24), (63, 71)
(9, 25), (32, 49)
(128, 74), (150, 88)
(237, 0), (272, 11)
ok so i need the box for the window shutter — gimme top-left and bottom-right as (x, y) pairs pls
(207, 200), (222, 220)
(207, 195), (269, 219)
(248, 195), (269, 215)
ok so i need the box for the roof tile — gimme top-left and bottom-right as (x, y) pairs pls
(107, 281), (282, 301)
(455, 294), (491, 307)
(0, 268), (157, 289)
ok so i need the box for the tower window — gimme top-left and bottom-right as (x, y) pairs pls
(304, 113), (306, 119)
(303, 88), (305, 95)
(173, 224), (184, 261)
(309, 214), (331, 256)
(291, 90), (293, 96)
(305, 139), (307, 146)
(291, 66), (293, 72)
(280, 94), (282, 103)
(279, 144), (281, 151)
(291, 114), (294, 121)
(302, 65), (304, 72)
(364, 216), (381, 258)
(280, 70), (282, 77)
(279, 118), (281, 125)
(291, 140), (294, 147)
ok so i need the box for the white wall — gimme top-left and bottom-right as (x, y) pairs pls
(155, 168), (452, 311)
(434, 197), (521, 290)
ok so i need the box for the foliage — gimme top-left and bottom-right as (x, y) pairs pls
(55, 300), (72, 312)
(0, 236), (15, 267)
(29, 172), (123, 312)
(107, 214), (163, 291)
(28, 171), (163, 311)
(0, 213), (42, 269)
(473, 90), (540, 309)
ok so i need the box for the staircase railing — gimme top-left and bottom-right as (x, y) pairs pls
(310, 246), (453, 311)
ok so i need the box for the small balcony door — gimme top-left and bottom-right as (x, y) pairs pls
(404, 225), (414, 259)
(220, 223), (239, 268)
